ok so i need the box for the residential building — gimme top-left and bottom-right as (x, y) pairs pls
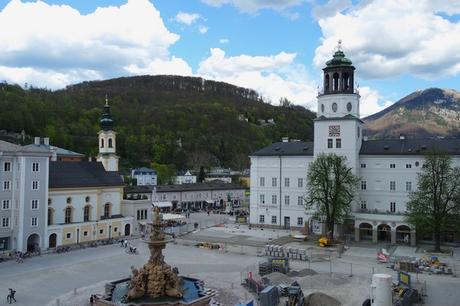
(131, 167), (157, 186)
(204, 167), (232, 183)
(175, 170), (196, 184)
(249, 46), (457, 246)
(122, 185), (152, 235)
(0, 138), (51, 252)
(152, 181), (245, 211)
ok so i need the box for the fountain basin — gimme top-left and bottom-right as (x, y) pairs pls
(96, 276), (214, 306)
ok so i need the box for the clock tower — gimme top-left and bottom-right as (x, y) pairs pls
(313, 41), (362, 173)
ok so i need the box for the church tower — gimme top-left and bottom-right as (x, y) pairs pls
(97, 96), (119, 171)
(313, 41), (362, 173)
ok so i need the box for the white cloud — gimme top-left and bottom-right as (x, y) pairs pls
(358, 86), (393, 118)
(124, 56), (193, 76)
(312, 0), (351, 20)
(0, 0), (189, 88)
(314, 0), (460, 79)
(198, 48), (317, 107)
(219, 38), (230, 44)
(174, 12), (200, 25)
(201, 0), (305, 13)
(198, 25), (209, 34)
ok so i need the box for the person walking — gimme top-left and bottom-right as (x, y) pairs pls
(7, 288), (16, 304)
(89, 294), (94, 305)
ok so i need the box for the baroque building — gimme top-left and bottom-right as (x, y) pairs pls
(249, 45), (460, 246)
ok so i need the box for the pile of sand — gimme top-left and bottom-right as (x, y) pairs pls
(304, 292), (341, 306)
(264, 272), (292, 285)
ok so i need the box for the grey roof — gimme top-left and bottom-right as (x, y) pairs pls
(133, 167), (157, 175)
(53, 146), (84, 157)
(49, 161), (124, 188)
(251, 141), (314, 156)
(0, 140), (21, 152)
(315, 114), (364, 123)
(360, 138), (460, 155)
(156, 181), (245, 193)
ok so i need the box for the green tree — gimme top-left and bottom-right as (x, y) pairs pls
(305, 153), (359, 238)
(151, 162), (177, 185)
(198, 166), (205, 183)
(406, 151), (460, 252)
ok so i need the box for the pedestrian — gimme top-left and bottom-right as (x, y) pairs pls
(7, 288), (16, 304)
(89, 294), (94, 305)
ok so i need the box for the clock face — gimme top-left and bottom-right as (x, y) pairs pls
(329, 125), (340, 137)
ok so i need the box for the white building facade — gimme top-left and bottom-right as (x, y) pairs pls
(131, 167), (157, 186)
(249, 48), (460, 246)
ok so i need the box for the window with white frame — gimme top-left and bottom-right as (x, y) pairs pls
(297, 217), (303, 226)
(284, 177), (290, 187)
(298, 178), (303, 188)
(327, 139), (333, 148)
(3, 180), (11, 190)
(271, 216), (277, 224)
(284, 195), (290, 205)
(272, 195), (277, 205)
(1, 217), (9, 228)
(272, 177), (277, 187)
(406, 164), (412, 169)
(260, 194), (265, 204)
(361, 163), (366, 168)
(406, 181), (412, 191)
(32, 181), (39, 190)
(361, 200), (367, 210)
(31, 199), (39, 210)
(3, 162), (11, 172)
(390, 181), (396, 191)
(390, 163), (396, 168)
(259, 215), (265, 223)
(32, 162), (40, 172)
(298, 196), (303, 206)
(361, 181), (367, 190)
(390, 202), (396, 213)
(260, 177), (265, 187)
(2, 200), (10, 210)
(31, 217), (38, 227)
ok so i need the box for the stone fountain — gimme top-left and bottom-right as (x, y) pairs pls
(96, 207), (215, 306)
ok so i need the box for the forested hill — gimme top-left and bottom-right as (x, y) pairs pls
(0, 75), (315, 172)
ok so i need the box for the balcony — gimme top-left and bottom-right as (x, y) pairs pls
(354, 208), (406, 216)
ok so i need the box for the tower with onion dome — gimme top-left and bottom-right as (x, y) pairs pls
(97, 95), (119, 171)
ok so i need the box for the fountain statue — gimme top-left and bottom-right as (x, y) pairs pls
(127, 206), (183, 300)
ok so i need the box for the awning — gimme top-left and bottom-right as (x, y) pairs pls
(205, 200), (214, 204)
(162, 213), (185, 221)
(153, 201), (172, 208)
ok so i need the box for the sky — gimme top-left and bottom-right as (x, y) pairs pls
(0, 0), (460, 117)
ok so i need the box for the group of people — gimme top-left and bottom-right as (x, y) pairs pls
(6, 288), (16, 304)
(15, 252), (23, 263)
(120, 239), (137, 254)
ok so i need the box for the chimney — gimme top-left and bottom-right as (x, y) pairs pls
(282, 137), (289, 143)
(34, 137), (40, 145)
(43, 137), (49, 146)
(363, 136), (368, 141)
(399, 134), (405, 140)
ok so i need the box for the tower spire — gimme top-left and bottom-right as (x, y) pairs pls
(105, 93), (109, 106)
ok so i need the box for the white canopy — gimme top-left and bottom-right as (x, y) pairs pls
(161, 213), (185, 221)
(153, 201), (172, 208)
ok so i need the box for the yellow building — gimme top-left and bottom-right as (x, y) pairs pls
(46, 161), (133, 248)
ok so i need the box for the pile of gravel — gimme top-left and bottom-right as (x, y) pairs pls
(264, 272), (293, 285)
(304, 292), (341, 306)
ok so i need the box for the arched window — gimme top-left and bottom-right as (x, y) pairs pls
(108, 138), (113, 148)
(343, 72), (349, 91)
(65, 207), (72, 224)
(324, 74), (330, 92)
(333, 73), (339, 91)
(48, 208), (53, 226)
(104, 203), (111, 219)
(101, 138), (104, 148)
(84, 205), (91, 222)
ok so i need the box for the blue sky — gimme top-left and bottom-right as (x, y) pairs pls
(0, 0), (459, 116)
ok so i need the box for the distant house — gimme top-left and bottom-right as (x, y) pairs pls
(50, 145), (85, 162)
(131, 167), (157, 186)
(204, 167), (232, 183)
(175, 170), (197, 184)
(122, 185), (153, 235)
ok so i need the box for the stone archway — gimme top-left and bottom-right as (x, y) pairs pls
(124, 224), (131, 236)
(49, 233), (57, 248)
(396, 225), (411, 244)
(359, 223), (373, 240)
(27, 233), (40, 252)
(377, 224), (391, 242)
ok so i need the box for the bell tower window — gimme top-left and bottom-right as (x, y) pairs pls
(101, 138), (104, 148)
(321, 104), (325, 113)
(108, 138), (113, 148)
(324, 74), (330, 93)
(347, 102), (352, 112)
(333, 73), (339, 91)
(332, 103), (338, 112)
